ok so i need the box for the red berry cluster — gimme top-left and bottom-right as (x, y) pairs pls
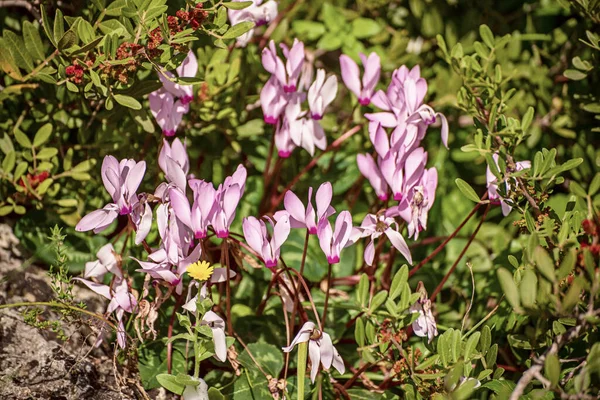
(19, 171), (50, 192)
(167, 4), (209, 35)
(65, 63), (84, 84)
(67, 5), (207, 87)
(581, 218), (600, 257)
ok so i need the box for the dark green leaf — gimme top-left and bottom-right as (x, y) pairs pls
(113, 94), (142, 110)
(455, 178), (480, 203)
(223, 21), (255, 40)
(23, 21), (45, 60)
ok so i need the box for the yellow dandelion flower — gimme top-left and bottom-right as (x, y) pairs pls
(187, 261), (214, 281)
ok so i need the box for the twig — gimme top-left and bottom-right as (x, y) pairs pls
(409, 202), (482, 277)
(269, 125), (362, 213)
(430, 204), (490, 302)
(0, 0), (41, 20)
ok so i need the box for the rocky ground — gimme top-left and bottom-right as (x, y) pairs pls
(0, 224), (164, 400)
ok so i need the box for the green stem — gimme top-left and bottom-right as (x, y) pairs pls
(0, 301), (117, 330)
(297, 341), (307, 399)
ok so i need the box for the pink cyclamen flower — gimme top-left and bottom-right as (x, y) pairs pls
(486, 153), (531, 216)
(201, 311), (228, 362)
(182, 378), (209, 400)
(158, 50), (198, 104)
(398, 167), (438, 240)
(282, 321), (345, 383)
(339, 52), (381, 105)
(355, 213), (412, 266)
(357, 153), (388, 201)
(317, 210), (353, 264)
(150, 51), (198, 136)
(158, 138), (189, 190)
(212, 165), (247, 238)
(149, 90), (189, 137)
(285, 95), (326, 156)
(228, 0), (278, 47)
(74, 276), (136, 348)
(275, 117), (296, 157)
(76, 156), (146, 233)
(282, 182), (335, 234)
(262, 39), (304, 93)
(409, 285), (438, 343)
(261, 76), (288, 125)
(243, 213), (290, 268)
(84, 243), (121, 279)
(307, 69), (337, 120)
(170, 181), (216, 239)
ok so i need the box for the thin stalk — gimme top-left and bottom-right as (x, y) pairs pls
(409, 202), (483, 277)
(297, 341), (308, 400)
(269, 125), (362, 213)
(321, 263), (333, 330)
(223, 239), (233, 335)
(430, 204), (491, 302)
(290, 229), (310, 333)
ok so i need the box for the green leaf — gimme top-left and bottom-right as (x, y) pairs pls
(544, 354), (560, 388)
(33, 123), (53, 147)
(36, 147), (58, 159)
(534, 246), (556, 282)
(238, 342), (284, 378)
(57, 30), (77, 51)
(351, 18), (381, 39)
(1, 151), (16, 174)
(521, 106), (534, 132)
(14, 130), (32, 148)
(589, 173), (600, 196)
(0, 205), (13, 216)
(113, 94), (142, 110)
(292, 21), (326, 41)
(519, 268), (538, 308)
(479, 24), (494, 48)
(464, 332), (480, 360)
(208, 388), (225, 400)
(389, 265), (408, 301)
(357, 273), (369, 308)
(53, 9), (65, 45)
(3, 30), (34, 72)
(369, 290), (387, 312)
(497, 268), (520, 309)
(222, 1), (253, 9)
(14, 161), (28, 180)
(222, 21), (255, 40)
(23, 21), (45, 60)
(355, 317), (365, 347)
(156, 374), (184, 395)
(569, 181), (587, 198)
(455, 178), (480, 203)
(564, 69), (587, 80)
(480, 325), (491, 354)
(485, 343), (498, 366)
(70, 36), (103, 56)
(40, 5), (57, 47)
(317, 32), (342, 51)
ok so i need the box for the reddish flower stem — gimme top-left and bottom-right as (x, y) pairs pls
(167, 293), (184, 374)
(409, 200), (484, 277)
(269, 125), (362, 213)
(429, 203), (490, 302)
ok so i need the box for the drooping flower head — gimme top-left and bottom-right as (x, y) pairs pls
(282, 322), (345, 383)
